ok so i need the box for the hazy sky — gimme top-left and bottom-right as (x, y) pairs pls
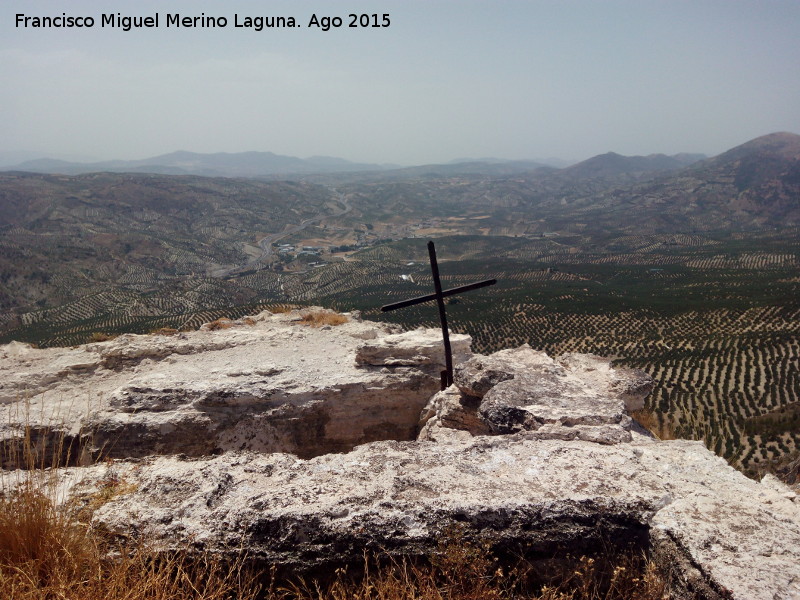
(3, 0), (799, 165)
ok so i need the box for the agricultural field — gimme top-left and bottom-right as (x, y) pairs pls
(334, 233), (798, 479)
(306, 232), (798, 479)
(2, 134), (798, 479)
(2, 228), (797, 480)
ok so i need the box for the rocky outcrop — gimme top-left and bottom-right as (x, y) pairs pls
(2, 309), (799, 600)
(355, 329), (471, 368)
(0, 310), (445, 462)
(419, 346), (652, 445)
(77, 434), (800, 600)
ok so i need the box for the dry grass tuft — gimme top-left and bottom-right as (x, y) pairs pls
(76, 463), (139, 515)
(299, 310), (349, 328)
(0, 486), (98, 596)
(631, 409), (678, 441)
(150, 327), (179, 336)
(1, 431), (260, 600)
(269, 304), (295, 314)
(265, 532), (668, 600)
(87, 332), (118, 343)
(0, 495), (261, 600)
(203, 318), (235, 331)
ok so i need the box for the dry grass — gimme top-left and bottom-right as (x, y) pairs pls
(0, 486), (96, 596)
(269, 305), (296, 314)
(199, 316), (258, 331)
(87, 332), (118, 343)
(203, 318), (236, 331)
(75, 462), (139, 516)
(0, 493), (260, 600)
(0, 486), (261, 600)
(1, 431), (260, 600)
(298, 310), (349, 328)
(631, 409), (678, 441)
(150, 327), (179, 336)
(2, 425), (667, 600)
(265, 533), (668, 600)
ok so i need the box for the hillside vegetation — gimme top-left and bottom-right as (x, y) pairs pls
(1, 132), (798, 479)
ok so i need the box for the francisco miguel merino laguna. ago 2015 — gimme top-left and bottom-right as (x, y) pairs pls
(15, 12), (391, 31)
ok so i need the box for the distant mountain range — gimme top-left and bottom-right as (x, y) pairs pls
(3, 148), (707, 180)
(502, 132), (800, 231)
(2, 133), (796, 233)
(3, 151), (401, 178)
(558, 151), (707, 179)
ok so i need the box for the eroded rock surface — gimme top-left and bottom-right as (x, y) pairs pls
(355, 329), (471, 368)
(0, 309), (444, 461)
(2, 311), (799, 600)
(77, 434), (800, 600)
(422, 346), (653, 445)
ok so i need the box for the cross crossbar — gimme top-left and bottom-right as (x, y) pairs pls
(380, 241), (497, 390)
(380, 278), (497, 313)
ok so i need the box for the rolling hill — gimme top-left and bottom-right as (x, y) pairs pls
(0, 133), (797, 480)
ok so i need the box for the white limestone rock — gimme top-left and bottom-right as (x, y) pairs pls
(355, 328), (471, 368)
(0, 310), (445, 462)
(417, 385), (489, 442)
(450, 346), (652, 443)
(78, 434), (800, 600)
(4, 310), (799, 600)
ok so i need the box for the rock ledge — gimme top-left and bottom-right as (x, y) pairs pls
(1, 309), (798, 600)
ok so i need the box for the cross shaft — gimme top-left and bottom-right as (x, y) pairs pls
(380, 240), (496, 389)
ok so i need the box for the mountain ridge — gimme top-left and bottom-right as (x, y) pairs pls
(2, 146), (713, 180)
(5, 150), (400, 178)
(5, 133), (796, 182)
(559, 151), (706, 180)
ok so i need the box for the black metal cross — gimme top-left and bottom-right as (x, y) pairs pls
(381, 240), (496, 390)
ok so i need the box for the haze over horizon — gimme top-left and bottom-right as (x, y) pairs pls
(3, 0), (799, 167)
